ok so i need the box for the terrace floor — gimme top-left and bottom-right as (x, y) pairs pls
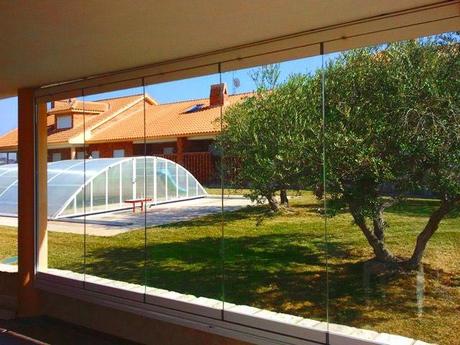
(0, 316), (139, 345)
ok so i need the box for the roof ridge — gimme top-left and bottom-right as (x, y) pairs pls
(77, 90), (253, 106)
(87, 93), (144, 102)
(82, 97), (147, 138)
(156, 91), (253, 106)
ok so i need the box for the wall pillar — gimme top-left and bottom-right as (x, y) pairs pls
(17, 88), (47, 316)
(176, 137), (187, 165)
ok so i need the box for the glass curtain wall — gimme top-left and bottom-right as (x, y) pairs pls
(34, 33), (458, 345)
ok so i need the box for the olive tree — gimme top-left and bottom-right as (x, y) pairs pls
(322, 34), (459, 268)
(218, 34), (459, 268)
(216, 73), (322, 211)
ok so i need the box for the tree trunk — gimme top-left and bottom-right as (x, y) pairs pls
(280, 189), (289, 206)
(407, 198), (456, 269)
(372, 207), (385, 242)
(266, 194), (280, 212)
(350, 206), (396, 263)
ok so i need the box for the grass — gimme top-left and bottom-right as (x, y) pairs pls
(0, 193), (459, 344)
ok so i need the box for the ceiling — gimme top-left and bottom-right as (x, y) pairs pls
(0, 0), (458, 99)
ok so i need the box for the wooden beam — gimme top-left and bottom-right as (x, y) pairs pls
(17, 88), (47, 316)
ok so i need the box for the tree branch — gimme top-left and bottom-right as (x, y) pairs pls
(407, 197), (457, 268)
(349, 204), (396, 263)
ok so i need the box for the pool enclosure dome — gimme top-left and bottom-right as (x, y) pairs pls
(0, 157), (207, 219)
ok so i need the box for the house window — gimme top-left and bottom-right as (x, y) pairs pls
(113, 149), (125, 158)
(163, 147), (174, 154)
(91, 151), (100, 159)
(0, 152), (16, 164)
(8, 152), (17, 163)
(52, 152), (62, 162)
(76, 151), (85, 159)
(56, 115), (72, 129)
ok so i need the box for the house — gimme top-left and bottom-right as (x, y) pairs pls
(0, 83), (247, 184)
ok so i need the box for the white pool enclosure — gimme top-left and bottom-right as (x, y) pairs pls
(0, 157), (207, 219)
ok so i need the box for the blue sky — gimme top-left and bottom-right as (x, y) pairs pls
(0, 55), (328, 135)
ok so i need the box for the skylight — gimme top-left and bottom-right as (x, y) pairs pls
(184, 103), (205, 113)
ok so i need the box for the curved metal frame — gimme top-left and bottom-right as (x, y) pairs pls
(0, 157), (207, 219)
(54, 156), (206, 219)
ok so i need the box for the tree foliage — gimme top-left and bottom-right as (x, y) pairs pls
(323, 34), (459, 266)
(217, 71), (322, 210)
(217, 34), (459, 267)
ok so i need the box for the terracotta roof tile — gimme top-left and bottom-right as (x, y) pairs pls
(47, 94), (144, 144)
(0, 128), (18, 150)
(0, 92), (251, 150)
(49, 99), (109, 114)
(87, 93), (250, 143)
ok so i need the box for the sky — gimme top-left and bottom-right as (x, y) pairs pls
(0, 54), (330, 136)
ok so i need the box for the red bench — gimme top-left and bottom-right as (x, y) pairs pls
(124, 198), (152, 212)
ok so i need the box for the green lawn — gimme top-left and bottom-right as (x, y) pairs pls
(1, 193), (458, 344)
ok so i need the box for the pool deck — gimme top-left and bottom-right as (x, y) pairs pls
(0, 196), (255, 237)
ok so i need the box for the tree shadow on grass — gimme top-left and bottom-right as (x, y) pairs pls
(153, 205), (274, 230)
(65, 231), (456, 331)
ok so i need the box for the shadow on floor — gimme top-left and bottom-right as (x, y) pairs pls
(0, 316), (140, 345)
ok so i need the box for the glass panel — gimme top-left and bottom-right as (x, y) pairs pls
(146, 159), (154, 199)
(187, 172), (197, 198)
(75, 190), (84, 214)
(177, 166), (187, 198)
(92, 172), (107, 211)
(326, 34), (459, 345)
(136, 158), (145, 198)
(0, 96), (18, 265)
(107, 164), (121, 205)
(0, 165), (18, 216)
(43, 96), (85, 282)
(145, 71), (223, 317)
(221, 56), (327, 332)
(166, 161), (177, 200)
(83, 84), (147, 300)
(155, 159), (167, 202)
(121, 160), (134, 202)
(60, 199), (76, 216)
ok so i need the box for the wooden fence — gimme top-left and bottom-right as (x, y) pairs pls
(156, 152), (216, 185)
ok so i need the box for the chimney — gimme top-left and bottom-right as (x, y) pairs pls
(209, 83), (228, 107)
